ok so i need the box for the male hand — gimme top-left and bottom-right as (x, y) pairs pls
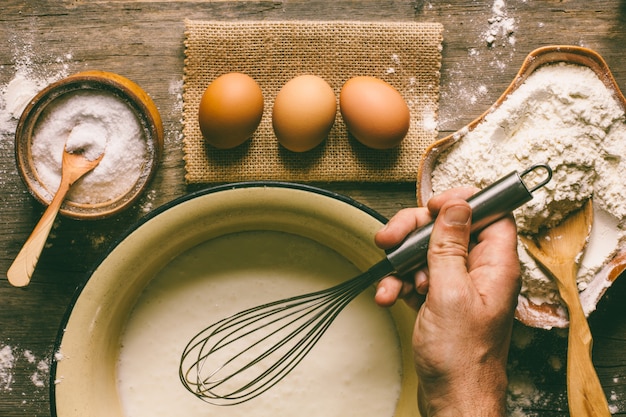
(374, 188), (520, 417)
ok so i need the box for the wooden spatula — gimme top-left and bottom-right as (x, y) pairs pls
(520, 199), (610, 417)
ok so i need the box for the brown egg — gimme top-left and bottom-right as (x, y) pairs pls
(339, 76), (410, 150)
(198, 73), (264, 149)
(272, 75), (337, 152)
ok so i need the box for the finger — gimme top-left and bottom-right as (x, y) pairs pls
(470, 214), (521, 306)
(375, 207), (433, 250)
(376, 187), (478, 251)
(374, 275), (404, 307)
(427, 187), (478, 215)
(475, 213), (518, 253)
(415, 269), (430, 295)
(426, 199), (472, 296)
(375, 275), (427, 312)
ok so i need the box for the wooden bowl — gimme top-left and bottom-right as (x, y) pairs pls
(51, 183), (419, 417)
(417, 45), (626, 329)
(15, 70), (163, 219)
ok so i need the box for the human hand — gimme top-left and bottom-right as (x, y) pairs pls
(374, 188), (520, 417)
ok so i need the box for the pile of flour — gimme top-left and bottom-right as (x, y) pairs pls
(430, 63), (626, 312)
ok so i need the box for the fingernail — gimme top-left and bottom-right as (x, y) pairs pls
(375, 285), (386, 297)
(443, 204), (471, 226)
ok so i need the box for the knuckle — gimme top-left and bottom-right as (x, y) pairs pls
(428, 238), (468, 258)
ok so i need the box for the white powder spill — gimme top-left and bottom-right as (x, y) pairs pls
(139, 188), (157, 213)
(0, 345), (16, 391)
(503, 255), (624, 416)
(439, 2), (518, 130)
(3, 75), (39, 121)
(168, 78), (183, 114)
(507, 371), (544, 415)
(0, 343), (52, 393)
(484, 0), (517, 47)
(422, 103), (438, 132)
(0, 42), (71, 139)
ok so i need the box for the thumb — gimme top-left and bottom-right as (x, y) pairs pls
(426, 200), (472, 294)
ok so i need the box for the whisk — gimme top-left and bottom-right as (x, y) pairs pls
(179, 164), (552, 406)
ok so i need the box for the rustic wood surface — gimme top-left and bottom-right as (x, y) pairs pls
(1, 1), (625, 416)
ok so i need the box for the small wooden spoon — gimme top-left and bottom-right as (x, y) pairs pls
(7, 148), (104, 287)
(520, 199), (610, 417)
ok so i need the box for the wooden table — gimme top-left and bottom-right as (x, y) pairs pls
(1, 1), (625, 416)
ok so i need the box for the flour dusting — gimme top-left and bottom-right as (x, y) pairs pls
(0, 40), (71, 139)
(0, 345), (16, 391)
(0, 343), (52, 393)
(439, 0), (518, 130)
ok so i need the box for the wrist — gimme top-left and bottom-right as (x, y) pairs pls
(417, 363), (508, 417)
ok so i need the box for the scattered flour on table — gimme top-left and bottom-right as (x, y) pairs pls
(0, 345), (16, 391)
(505, 326), (551, 416)
(439, 0), (518, 130)
(23, 350), (50, 388)
(168, 78), (183, 114)
(484, 0), (517, 47)
(0, 41), (71, 140)
(431, 63), (626, 321)
(0, 343), (53, 393)
(139, 189), (158, 213)
(166, 77), (184, 146)
(504, 324), (623, 416)
(506, 370), (545, 417)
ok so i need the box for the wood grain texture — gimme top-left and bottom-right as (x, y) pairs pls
(1, 1), (625, 416)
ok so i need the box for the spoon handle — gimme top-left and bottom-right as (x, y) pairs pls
(554, 264), (611, 417)
(7, 179), (71, 287)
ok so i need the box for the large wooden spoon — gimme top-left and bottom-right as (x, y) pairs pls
(7, 148), (104, 287)
(520, 199), (610, 417)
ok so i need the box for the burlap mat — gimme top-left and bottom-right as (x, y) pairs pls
(183, 20), (443, 183)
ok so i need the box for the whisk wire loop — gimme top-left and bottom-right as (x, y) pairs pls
(179, 262), (390, 405)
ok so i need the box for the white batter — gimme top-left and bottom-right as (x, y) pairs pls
(116, 230), (403, 417)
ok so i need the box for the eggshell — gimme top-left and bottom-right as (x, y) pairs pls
(339, 76), (410, 149)
(272, 75), (337, 152)
(198, 73), (264, 149)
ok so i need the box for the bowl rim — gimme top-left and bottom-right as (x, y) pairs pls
(15, 70), (164, 220)
(49, 180), (407, 417)
(416, 45), (626, 328)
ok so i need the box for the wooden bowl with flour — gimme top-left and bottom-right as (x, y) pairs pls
(418, 45), (626, 329)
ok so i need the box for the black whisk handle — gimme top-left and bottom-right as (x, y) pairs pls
(385, 164), (552, 275)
